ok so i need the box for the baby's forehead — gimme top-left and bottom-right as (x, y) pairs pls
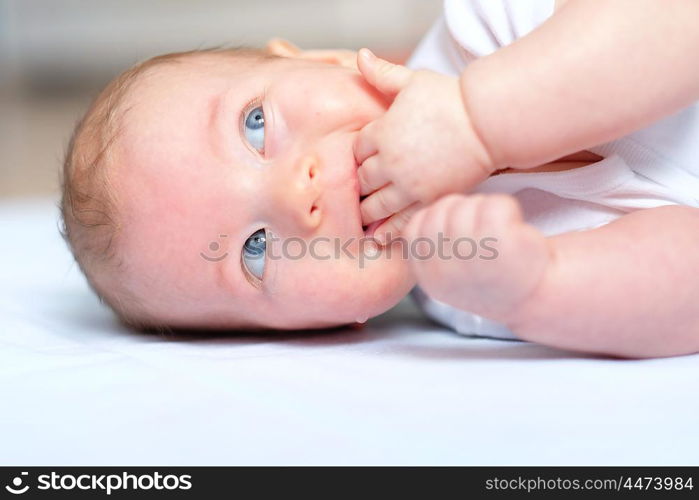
(131, 56), (235, 96)
(113, 54), (266, 210)
(113, 50), (290, 203)
(134, 51), (269, 90)
(119, 55), (267, 129)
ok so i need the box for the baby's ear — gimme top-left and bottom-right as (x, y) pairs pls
(296, 49), (359, 70)
(265, 38), (302, 57)
(265, 38), (358, 70)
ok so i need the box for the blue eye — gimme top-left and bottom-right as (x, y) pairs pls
(243, 105), (265, 154)
(242, 229), (266, 281)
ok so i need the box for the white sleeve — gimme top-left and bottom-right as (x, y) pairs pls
(443, 0), (554, 57)
(407, 0), (554, 75)
(405, 15), (467, 76)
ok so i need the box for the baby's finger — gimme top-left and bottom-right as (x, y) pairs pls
(422, 194), (486, 246)
(357, 48), (413, 96)
(372, 203), (422, 246)
(360, 183), (409, 225)
(357, 156), (389, 196)
(403, 204), (429, 243)
(353, 121), (379, 165)
(404, 194), (471, 243)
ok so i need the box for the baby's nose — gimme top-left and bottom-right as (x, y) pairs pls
(276, 155), (322, 235)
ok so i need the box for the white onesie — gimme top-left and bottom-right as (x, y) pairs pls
(407, 0), (699, 340)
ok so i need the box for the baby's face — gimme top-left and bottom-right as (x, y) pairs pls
(113, 53), (415, 329)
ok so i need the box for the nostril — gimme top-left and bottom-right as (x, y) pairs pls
(310, 204), (319, 216)
(309, 164), (317, 180)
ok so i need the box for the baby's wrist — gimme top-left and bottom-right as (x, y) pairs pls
(454, 75), (498, 177)
(500, 238), (555, 331)
(458, 61), (509, 172)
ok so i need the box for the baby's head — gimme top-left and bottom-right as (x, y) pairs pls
(61, 43), (415, 330)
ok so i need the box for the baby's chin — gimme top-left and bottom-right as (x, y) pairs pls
(142, 305), (369, 331)
(238, 300), (392, 331)
(254, 314), (370, 332)
(170, 317), (362, 333)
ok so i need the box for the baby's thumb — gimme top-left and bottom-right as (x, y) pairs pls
(357, 48), (412, 96)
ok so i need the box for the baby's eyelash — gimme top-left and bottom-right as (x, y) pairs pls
(240, 87), (268, 117)
(241, 96), (262, 115)
(239, 88), (269, 158)
(241, 260), (263, 288)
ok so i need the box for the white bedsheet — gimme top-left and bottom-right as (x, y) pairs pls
(1, 198), (697, 465)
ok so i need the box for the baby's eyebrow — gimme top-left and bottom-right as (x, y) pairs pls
(206, 91), (262, 294)
(207, 92), (229, 162)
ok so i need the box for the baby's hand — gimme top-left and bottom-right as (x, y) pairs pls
(355, 49), (495, 244)
(404, 194), (550, 323)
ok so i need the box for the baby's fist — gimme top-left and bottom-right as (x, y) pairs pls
(356, 50), (496, 243)
(404, 194), (550, 323)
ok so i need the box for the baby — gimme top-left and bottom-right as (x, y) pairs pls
(61, 0), (699, 358)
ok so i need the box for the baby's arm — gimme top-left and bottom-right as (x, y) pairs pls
(461, 0), (699, 169)
(406, 195), (699, 358)
(514, 204), (699, 357)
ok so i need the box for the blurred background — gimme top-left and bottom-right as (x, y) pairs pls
(0, 0), (441, 198)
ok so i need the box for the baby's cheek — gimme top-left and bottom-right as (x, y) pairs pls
(271, 243), (412, 325)
(277, 78), (364, 136)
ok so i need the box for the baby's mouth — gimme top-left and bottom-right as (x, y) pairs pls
(364, 219), (386, 238)
(360, 194), (368, 233)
